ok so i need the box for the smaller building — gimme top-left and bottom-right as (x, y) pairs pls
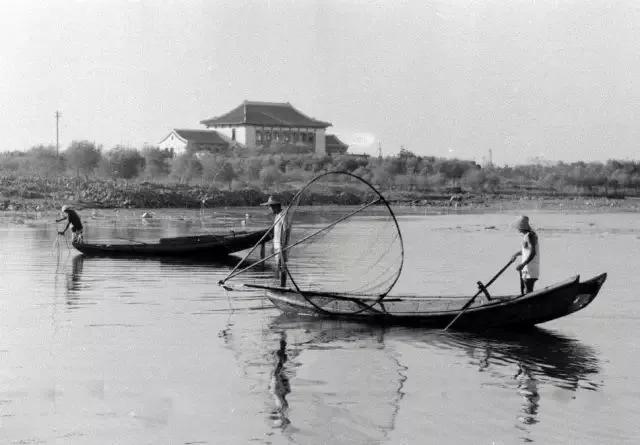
(158, 129), (229, 156)
(325, 134), (349, 155)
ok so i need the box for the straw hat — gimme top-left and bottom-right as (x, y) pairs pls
(514, 215), (531, 231)
(61, 205), (71, 213)
(260, 196), (281, 206)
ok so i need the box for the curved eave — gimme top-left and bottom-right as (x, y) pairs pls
(201, 120), (331, 129)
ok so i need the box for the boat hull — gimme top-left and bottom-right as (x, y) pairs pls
(261, 273), (607, 330)
(73, 229), (270, 258)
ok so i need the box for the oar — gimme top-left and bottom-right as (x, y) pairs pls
(443, 256), (517, 331)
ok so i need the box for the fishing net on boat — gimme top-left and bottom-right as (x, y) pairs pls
(220, 171), (404, 314)
(282, 172), (403, 301)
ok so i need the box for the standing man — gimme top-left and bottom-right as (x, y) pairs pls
(261, 196), (287, 287)
(57, 205), (84, 243)
(512, 215), (540, 294)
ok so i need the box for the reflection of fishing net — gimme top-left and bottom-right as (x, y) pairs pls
(282, 172), (404, 300)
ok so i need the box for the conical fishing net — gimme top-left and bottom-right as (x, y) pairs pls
(281, 172), (404, 301)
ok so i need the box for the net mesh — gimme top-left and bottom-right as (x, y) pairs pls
(282, 172), (404, 300)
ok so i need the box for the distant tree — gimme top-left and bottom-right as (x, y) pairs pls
(398, 146), (416, 159)
(216, 162), (237, 190)
(106, 146), (145, 179)
(200, 154), (237, 190)
(171, 153), (202, 183)
(27, 145), (65, 176)
(247, 158), (263, 181)
(65, 140), (102, 178)
(259, 165), (282, 190)
(142, 146), (172, 179)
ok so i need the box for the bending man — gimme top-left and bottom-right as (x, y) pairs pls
(57, 205), (84, 243)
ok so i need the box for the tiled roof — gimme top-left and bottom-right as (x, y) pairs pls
(201, 101), (331, 128)
(325, 134), (348, 148)
(173, 129), (229, 145)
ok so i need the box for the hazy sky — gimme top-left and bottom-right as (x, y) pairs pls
(2, 0), (639, 165)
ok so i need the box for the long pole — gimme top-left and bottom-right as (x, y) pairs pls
(55, 110), (62, 156)
(443, 257), (516, 331)
(221, 197), (381, 284)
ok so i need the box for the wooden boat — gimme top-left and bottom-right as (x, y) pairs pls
(247, 273), (607, 330)
(73, 229), (271, 258)
(220, 171), (608, 331)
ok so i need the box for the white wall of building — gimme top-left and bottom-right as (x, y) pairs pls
(158, 131), (187, 156)
(314, 128), (326, 155)
(215, 126), (247, 145)
(244, 126), (256, 148)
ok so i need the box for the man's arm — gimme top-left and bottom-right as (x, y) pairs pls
(59, 221), (71, 235)
(516, 234), (536, 270)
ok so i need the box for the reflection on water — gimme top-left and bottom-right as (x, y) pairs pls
(223, 314), (601, 444)
(2, 209), (637, 444)
(66, 255), (85, 306)
(444, 328), (601, 391)
(269, 331), (291, 429)
(515, 363), (540, 426)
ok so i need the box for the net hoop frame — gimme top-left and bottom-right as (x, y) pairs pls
(283, 171), (405, 315)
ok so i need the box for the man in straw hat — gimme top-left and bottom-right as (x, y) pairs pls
(261, 196), (287, 287)
(511, 215), (539, 294)
(56, 205), (84, 243)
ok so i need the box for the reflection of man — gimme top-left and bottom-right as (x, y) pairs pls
(515, 363), (540, 425)
(261, 196), (287, 287)
(269, 332), (291, 429)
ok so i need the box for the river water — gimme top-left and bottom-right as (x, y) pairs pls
(0, 207), (638, 444)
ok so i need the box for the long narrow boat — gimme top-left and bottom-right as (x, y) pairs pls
(246, 273), (607, 330)
(73, 229), (271, 258)
(220, 171), (608, 331)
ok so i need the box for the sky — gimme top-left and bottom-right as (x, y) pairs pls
(1, 0), (640, 165)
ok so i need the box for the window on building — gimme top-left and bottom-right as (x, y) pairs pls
(232, 128), (236, 141)
(256, 131), (263, 143)
(308, 132), (314, 143)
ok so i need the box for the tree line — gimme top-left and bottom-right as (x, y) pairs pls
(1, 141), (639, 196)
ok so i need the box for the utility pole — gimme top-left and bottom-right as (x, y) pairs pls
(489, 149), (493, 167)
(377, 142), (383, 159)
(55, 110), (62, 156)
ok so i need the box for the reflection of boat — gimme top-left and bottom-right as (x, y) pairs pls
(441, 326), (601, 427)
(253, 273), (607, 330)
(72, 229), (271, 258)
(441, 327), (600, 387)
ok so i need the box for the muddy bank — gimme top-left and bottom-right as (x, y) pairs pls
(1, 176), (639, 212)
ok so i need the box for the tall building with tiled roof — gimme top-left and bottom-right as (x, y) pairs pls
(200, 101), (332, 154)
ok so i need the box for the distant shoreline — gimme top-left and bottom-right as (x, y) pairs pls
(1, 176), (639, 213)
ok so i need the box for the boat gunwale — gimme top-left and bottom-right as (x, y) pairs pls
(256, 273), (606, 319)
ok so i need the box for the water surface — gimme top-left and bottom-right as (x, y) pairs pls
(0, 208), (638, 444)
